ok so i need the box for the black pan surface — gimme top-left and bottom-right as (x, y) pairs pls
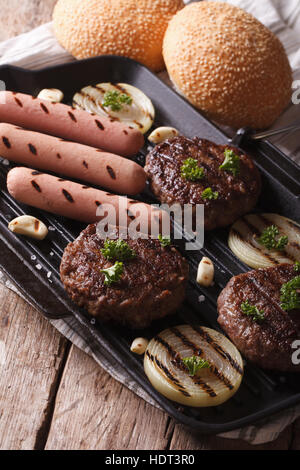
(0, 55), (299, 434)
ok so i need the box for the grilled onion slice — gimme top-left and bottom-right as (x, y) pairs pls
(229, 213), (300, 269)
(144, 325), (243, 407)
(73, 83), (155, 134)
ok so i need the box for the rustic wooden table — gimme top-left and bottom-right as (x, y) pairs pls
(0, 0), (299, 451)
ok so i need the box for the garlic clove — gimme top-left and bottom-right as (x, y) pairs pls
(37, 88), (64, 103)
(130, 337), (149, 355)
(148, 126), (179, 144)
(8, 215), (48, 240)
(196, 257), (214, 287)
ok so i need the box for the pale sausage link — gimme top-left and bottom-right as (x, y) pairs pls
(0, 123), (146, 195)
(0, 91), (144, 157)
(7, 167), (167, 232)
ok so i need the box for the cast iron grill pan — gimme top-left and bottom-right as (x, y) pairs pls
(0, 56), (299, 434)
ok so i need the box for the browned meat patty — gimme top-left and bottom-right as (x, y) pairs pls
(217, 264), (300, 372)
(60, 224), (189, 329)
(145, 137), (261, 230)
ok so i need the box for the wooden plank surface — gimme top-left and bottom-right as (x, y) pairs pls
(0, 0), (57, 41)
(0, 0), (299, 451)
(45, 345), (173, 450)
(0, 284), (69, 450)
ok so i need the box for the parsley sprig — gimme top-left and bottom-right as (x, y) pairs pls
(240, 300), (265, 322)
(294, 261), (300, 272)
(201, 187), (219, 200)
(158, 234), (171, 247)
(101, 261), (124, 286)
(180, 158), (204, 182)
(280, 275), (300, 311)
(182, 356), (210, 376)
(258, 225), (288, 251)
(103, 90), (132, 112)
(219, 149), (240, 177)
(101, 239), (136, 261)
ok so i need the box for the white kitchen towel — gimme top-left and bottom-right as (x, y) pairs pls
(0, 0), (299, 446)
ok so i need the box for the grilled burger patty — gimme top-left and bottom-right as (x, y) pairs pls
(145, 137), (261, 230)
(217, 264), (300, 372)
(60, 224), (189, 329)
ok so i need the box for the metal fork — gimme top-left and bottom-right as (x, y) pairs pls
(231, 123), (300, 146)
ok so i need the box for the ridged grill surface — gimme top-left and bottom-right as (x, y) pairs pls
(0, 56), (299, 433)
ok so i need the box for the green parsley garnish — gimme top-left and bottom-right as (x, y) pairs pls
(240, 300), (265, 322)
(180, 158), (204, 182)
(219, 149), (240, 177)
(201, 187), (219, 200)
(158, 234), (171, 247)
(258, 225), (288, 251)
(101, 261), (124, 286)
(280, 275), (300, 311)
(101, 239), (136, 261)
(182, 356), (210, 376)
(294, 261), (300, 272)
(102, 90), (132, 112)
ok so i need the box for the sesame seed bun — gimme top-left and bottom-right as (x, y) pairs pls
(163, 1), (292, 129)
(53, 0), (184, 72)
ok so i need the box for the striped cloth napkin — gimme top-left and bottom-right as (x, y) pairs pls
(0, 0), (299, 444)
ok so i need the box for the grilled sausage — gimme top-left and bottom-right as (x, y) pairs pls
(7, 167), (167, 229)
(0, 91), (144, 157)
(0, 123), (146, 195)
